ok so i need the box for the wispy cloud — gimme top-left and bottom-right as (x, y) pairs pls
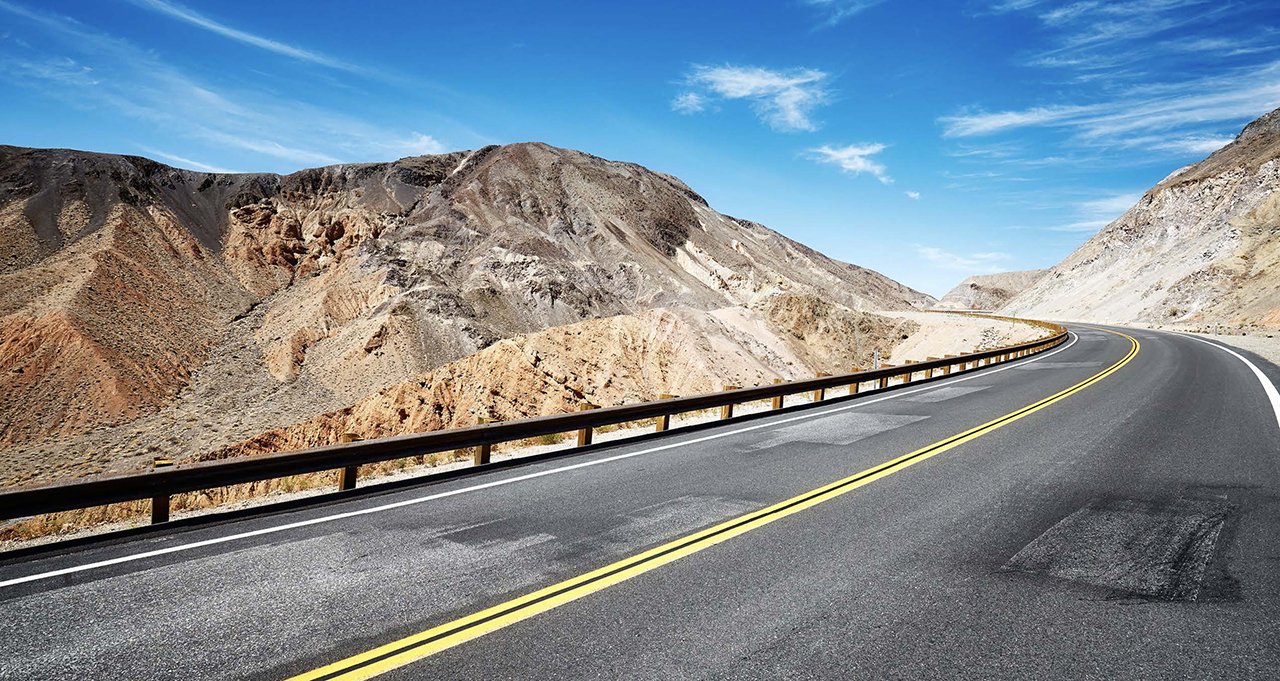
(1035, 191), (1141, 233)
(938, 60), (1280, 153)
(804, 0), (888, 28)
(1045, 219), (1109, 232)
(670, 91), (708, 114)
(0, 1), (450, 170)
(808, 143), (892, 183)
(914, 245), (1011, 271)
(135, 145), (238, 173)
(905, 190), (921, 199)
(124, 0), (358, 72)
(678, 64), (831, 132)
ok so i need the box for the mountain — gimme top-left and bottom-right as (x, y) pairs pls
(936, 269), (1047, 311)
(1001, 107), (1280, 327)
(0, 142), (937, 484)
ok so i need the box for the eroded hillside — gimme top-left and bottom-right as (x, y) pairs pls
(1001, 108), (1280, 326)
(1, 142), (941, 485)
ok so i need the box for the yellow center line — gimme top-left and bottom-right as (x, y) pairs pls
(288, 328), (1139, 681)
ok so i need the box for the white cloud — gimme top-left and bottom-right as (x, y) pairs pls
(135, 145), (237, 173)
(1046, 219), (1109, 232)
(804, 0), (888, 27)
(670, 91), (707, 114)
(905, 190), (921, 199)
(0, 2), (450, 171)
(808, 143), (892, 184)
(914, 245), (1011, 271)
(680, 64), (831, 132)
(938, 61), (1280, 151)
(1079, 192), (1141, 216)
(125, 0), (358, 72)
(940, 104), (1093, 137)
(394, 132), (447, 156)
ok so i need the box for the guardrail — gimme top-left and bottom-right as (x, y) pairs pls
(0, 320), (1067, 525)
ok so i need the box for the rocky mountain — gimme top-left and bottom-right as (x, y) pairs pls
(936, 269), (1046, 311)
(0, 142), (937, 484)
(1001, 107), (1280, 327)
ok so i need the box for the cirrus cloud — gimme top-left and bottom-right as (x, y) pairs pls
(808, 143), (893, 184)
(676, 64), (831, 132)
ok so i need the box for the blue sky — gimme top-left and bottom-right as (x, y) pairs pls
(2, 0), (1279, 297)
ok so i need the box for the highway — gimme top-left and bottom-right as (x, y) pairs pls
(2, 323), (1279, 679)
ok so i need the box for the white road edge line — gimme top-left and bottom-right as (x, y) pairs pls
(1178, 333), (1280, 431)
(1, 332), (1080, 588)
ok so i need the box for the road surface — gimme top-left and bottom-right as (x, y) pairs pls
(2, 323), (1278, 679)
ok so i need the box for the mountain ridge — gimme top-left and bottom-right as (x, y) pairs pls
(1, 141), (942, 484)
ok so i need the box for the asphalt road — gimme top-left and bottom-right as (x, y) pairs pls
(2, 323), (1278, 680)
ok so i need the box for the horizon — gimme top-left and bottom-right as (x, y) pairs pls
(2, 0), (1279, 296)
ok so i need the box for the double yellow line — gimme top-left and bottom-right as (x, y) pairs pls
(289, 328), (1139, 681)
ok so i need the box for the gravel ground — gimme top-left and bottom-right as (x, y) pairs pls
(1203, 333), (1280, 367)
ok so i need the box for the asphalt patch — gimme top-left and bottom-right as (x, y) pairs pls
(1002, 497), (1230, 601)
(904, 386), (990, 403)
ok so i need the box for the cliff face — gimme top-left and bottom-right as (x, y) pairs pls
(0, 142), (936, 484)
(936, 269), (1047, 311)
(1000, 108), (1280, 327)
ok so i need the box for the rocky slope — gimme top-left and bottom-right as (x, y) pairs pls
(1001, 107), (1280, 326)
(0, 142), (937, 484)
(936, 269), (1046, 311)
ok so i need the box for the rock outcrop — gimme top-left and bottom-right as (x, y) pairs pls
(1000, 107), (1280, 326)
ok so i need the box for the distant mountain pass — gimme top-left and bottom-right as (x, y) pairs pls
(936, 269), (1047, 311)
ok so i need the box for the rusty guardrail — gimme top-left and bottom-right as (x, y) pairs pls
(0, 320), (1067, 524)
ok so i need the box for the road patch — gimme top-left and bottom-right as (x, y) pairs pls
(1001, 497), (1229, 601)
(903, 386), (990, 403)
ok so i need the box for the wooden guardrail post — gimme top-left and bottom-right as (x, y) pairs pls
(151, 456), (173, 524)
(879, 365), (893, 389)
(721, 386), (739, 419)
(772, 379), (785, 409)
(655, 394), (676, 432)
(577, 403), (598, 446)
(926, 358), (939, 378)
(813, 373), (830, 401)
(902, 361), (914, 383)
(474, 417), (492, 465)
(943, 355), (954, 375)
(848, 368), (862, 395)
(338, 433), (362, 490)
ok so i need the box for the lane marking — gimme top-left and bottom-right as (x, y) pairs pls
(1178, 333), (1280, 432)
(0, 333), (1081, 589)
(288, 330), (1136, 681)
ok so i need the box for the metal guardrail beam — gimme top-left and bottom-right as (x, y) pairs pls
(0, 323), (1066, 522)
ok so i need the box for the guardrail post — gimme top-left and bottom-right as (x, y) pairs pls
(879, 365), (893, 389)
(772, 379), (785, 409)
(848, 368), (862, 395)
(474, 417), (492, 465)
(338, 433), (362, 491)
(577, 403), (598, 446)
(721, 386), (739, 419)
(813, 373), (830, 401)
(151, 456), (173, 524)
(926, 358), (939, 378)
(902, 362), (914, 383)
(943, 355), (955, 375)
(655, 394), (676, 432)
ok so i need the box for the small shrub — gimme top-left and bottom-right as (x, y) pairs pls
(538, 432), (563, 446)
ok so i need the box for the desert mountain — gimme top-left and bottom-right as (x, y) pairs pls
(1001, 107), (1280, 327)
(1, 142), (944, 483)
(936, 269), (1046, 311)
